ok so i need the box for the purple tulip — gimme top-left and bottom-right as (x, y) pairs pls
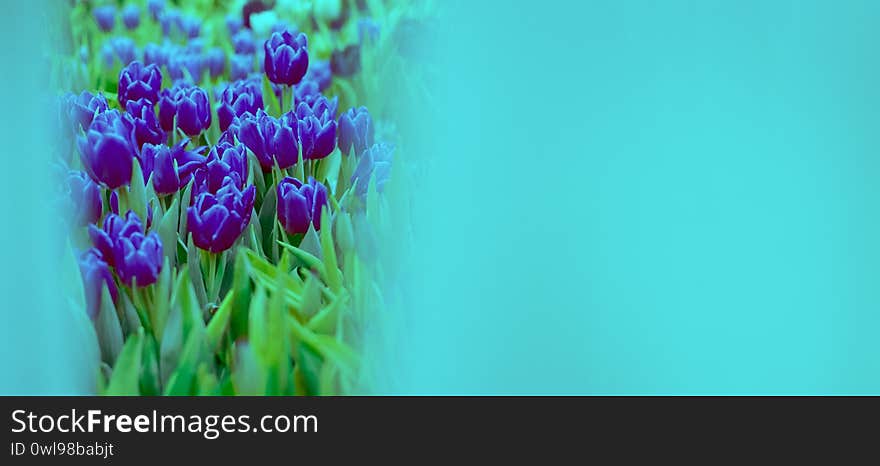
(216, 79), (263, 132)
(124, 98), (166, 148)
(263, 31), (309, 86)
(292, 99), (337, 160)
(233, 30), (256, 55)
(79, 249), (118, 320)
(188, 179), (256, 253)
(234, 109), (299, 171)
(88, 211), (144, 268)
(206, 47), (226, 78)
(148, 0), (164, 21)
(180, 14), (201, 38)
(140, 140), (206, 195)
(193, 141), (248, 195)
(304, 60), (332, 91)
(227, 14), (244, 36)
(230, 54), (253, 81)
(159, 9), (181, 36)
(122, 5), (140, 30)
(351, 142), (394, 198)
(337, 106), (374, 157)
(114, 230), (163, 286)
(143, 43), (170, 67)
(102, 37), (137, 68)
(64, 91), (108, 132)
(78, 110), (136, 189)
(277, 176), (329, 234)
(118, 61), (163, 106)
(93, 5), (116, 32)
(158, 84), (212, 136)
(66, 171), (102, 226)
(168, 53), (206, 83)
(294, 79), (320, 107)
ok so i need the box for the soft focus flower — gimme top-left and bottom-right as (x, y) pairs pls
(78, 110), (136, 189)
(66, 171), (102, 226)
(160, 9), (181, 36)
(124, 98), (166, 148)
(293, 99), (337, 160)
(351, 142), (394, 198)
(140, 140), (206, 195)
(193, 141), (248, 195)
(88, 211), (143, 267)
(118, 61), (162, 106)
(64, 91), (108, 132)
(294, 79), (320, 107)
(114, 230), (163, 286)
(143, 43), (169, 67)
(206, 47), (226, 79)
(168, 53), (206, 83)
(263, 31), (309, 86)
(233, 30), (256, 55)
(158, 84), (212, 136)
(79, 249), (118, 320)
(122, 5), (140, 30)
(234, 109), (299, 171)
(188, 179), (256, 252)
(358, 18), (381, 43)
(276, 176), (329, 234)
(230, 54), (253, 81)
(93, 5), (116, 32)
(337, 106), (373, 157)
(217, 79), (263, 132)
(148, 0), (164, 21)
(304, 60), (332, 91)
(180, 14), (201, 38)
(102, 37), (137, 68)
(330, 44), (360, 77)
(227, 14), (244, 35)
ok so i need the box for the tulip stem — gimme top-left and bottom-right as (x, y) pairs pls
(282, 85), (293, 113)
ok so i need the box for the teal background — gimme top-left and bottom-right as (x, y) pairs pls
(390, 0), (880, 394)
(2, 0), (880, 394)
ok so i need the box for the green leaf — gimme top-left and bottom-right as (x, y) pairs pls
(262, 74), (281, 117)
(95, 285), (123, 365)
(158, 196), (180, 266)
(320, 206), (343, 293)
(206, 291), (234, 352)
(187, 235), (208, 309)
(129, 158), (148, 222)
(105, 328), (144, 396)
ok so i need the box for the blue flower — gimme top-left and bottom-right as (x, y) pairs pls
(124, 98), (166, 148)
(206, 47), (226, 79)
(337, 106), (374, 157)
(292, 98), (337, 160)
(158, 84), (212, 136)
(276, 176), (329, 234)
(216, 79), (263, 132)
(119, 61), (162, 106)
(66, 171), (102, 227)
(351, 142), (394, 198)
(79, 249), (118, 320)
(188, 179), (256, 252)
(233, 30), (256, 55)
(233, 109), (299, 171)
(93, 5), (116, 32)
(64, 91), (108, 132)
(147, 0), (164, 21)
(193, 141), (248, 195)
(230, 54), (253, 81)
(263, 31), (309, 86)
(122, 5), (141, 30)
(78, 110), (136, 189)
(304, 59), (332, 91)
(140, 140), (206, 195)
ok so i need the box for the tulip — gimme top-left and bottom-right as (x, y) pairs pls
(304, 59), (332, 91)
(230, 54), (253, 81)
(143, 42), (170, 67)
(330, 44), (360, 77)
(64, 91), (108, 132)
(277, 176), (329, 234)
(168, 53), (206, 83)
(122, 5), (140, 30)
(293, 99), (337, 160)
(147, 0), (164, 21)
(88, 211), (144, 268)
(227, 14), (244, 36)
(79, 249), (118, 320)
(114, 230), (163, 286)
(263, 31), (309, 86)
(233, 30), (256, 55)
(216, 79), (263, 132)
(78, 110), (136, 189)
(102, 37), (137, 68)
(93, 5), (116, 32)
(140, 140), (206, 195)
(206, 47), (226, 78)
(66, 171), (102, 227)
(124, 98), (166, 148)
(188, 179), (256, 252)
(160, 9), (181, 37)
(158, 84), (212, 136)
(193, 141), (248, 195)
(118, 61), (163, 106)
(235, 110), (299, 171)
(294, 79), (320, 107)
(337, 106), (374, 157)
(351, 142), (394, 198)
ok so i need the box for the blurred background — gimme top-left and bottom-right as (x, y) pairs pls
(3, 0), (880, 394)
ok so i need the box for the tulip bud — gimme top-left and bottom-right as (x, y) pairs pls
(147, 0), (164, 21)
(93, 5), (116, 32)
(337, 106), (374, 157)
(114, 231), (163, 287)
(79, 249), (118, 320)
(78, 110), (137, 189)
(234, 109), (299, 171)
(233, 30), (256, 55)
(65, 171), (102, 227)
(122, 5), (141, 30)
(193, 141), (248, 195)
(140, 141), (206, 195)
(304, 59), (332, 91)
(206, 47), (226, 78)
(216, 79), (263, 132)
(276, 176), (329, 235)
(351, 142), (394, 198)
(263, 31), (309, 86)
(293, 99), (337, 160)
(64, 91), (108, 132)
(118, 61), (163, 106)
(124, 98), (166, 148)
(158, 84), (212, 136)
(188, 179), (256, 252)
